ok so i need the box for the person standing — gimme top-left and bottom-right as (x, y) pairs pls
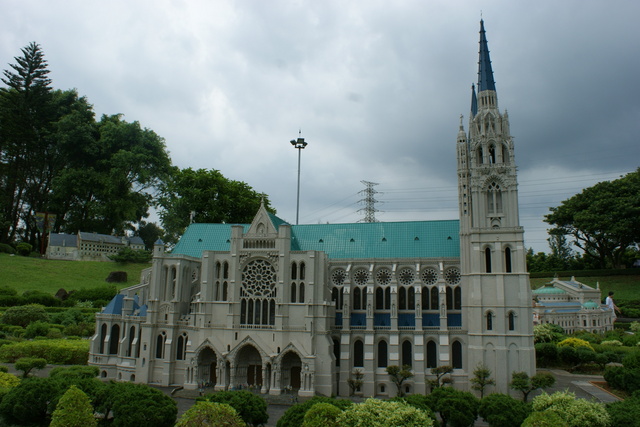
(606, 291), (621, 319)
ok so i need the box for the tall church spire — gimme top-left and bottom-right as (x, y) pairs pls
(477, 19), (496, 92)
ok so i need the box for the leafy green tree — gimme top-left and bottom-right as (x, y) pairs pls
(336, 398), (433, 427)
(302, 402), (342, 427)
(470, 363), (495, 398)
(425, 386), (479, 427)
(0, 371), (20, 389)
(545, 169), (640, 268)
(347, 369), (364, 396)
(429, 365), (454, 390)
(391, 395), (438, 425)
(15, 357), (47, 378)
(108, 247), (152, 263)
(533, 323), (564, 344)
(1, 303), (49, 327)
(385, 364), (413, 397)
(49, 365), (99, 380)
(531, 391), (610, 427)
(521, 410), (569, 427)
(158, 167), (274, 244)
(478, 393), (531, 427)
(136, 221), (164, 250)
(96, 382), (176, 427)
(0, 377), (59, 425)
(199, 390), (267, 427)
(176, 401), (243, 427)
(510, 371), (556, 402)
(276, 396), (352, 427)
(50, 385), (96, 427)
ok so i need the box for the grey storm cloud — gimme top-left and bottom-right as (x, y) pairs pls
(1, 0), (638, 252)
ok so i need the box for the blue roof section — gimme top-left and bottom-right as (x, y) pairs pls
(470, 83), (478, 117)
(48, 233), (77, 248)
(477, 20), (496, 92)
(103, 294), (124, 315)
(171, 220), (460, 259)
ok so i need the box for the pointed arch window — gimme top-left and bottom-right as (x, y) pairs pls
(431, 287), (439, 309)
(127, 326), (135, 357)
(377, 340), (388, 368)
(109, 324), (120, 355)
(454, 287), (462, 310)
(290, 282), (297, 303)
(299, 262), (305, 280)
(452, 341), (463, 369)
(505, 247), (512, 273)
(99, 323), (107, 354)
(299, 283), (305, 303)
(489, 145), (496, 163)
(376, 288), (384, 310)
(508, 312), (516, 331)
(353, 287), (362, 310)
(354, 340), (364, 367)
(291, 262), (297, 280)
(486, 311), (494, 330)
(477, 146), (484, 165)
(402, 340), (413, 368)
(485, 247), (492, 273)
(487, 182), (502, 214)
(426, 341), (437, 368)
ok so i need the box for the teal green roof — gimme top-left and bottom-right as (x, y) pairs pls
(171, 220), (460, 260)
(533, 286), (567, 295)
(583, 300), (600, 309)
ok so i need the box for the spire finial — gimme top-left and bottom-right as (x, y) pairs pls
(477, 19), (496, 92)
(459, 114), (464, 130)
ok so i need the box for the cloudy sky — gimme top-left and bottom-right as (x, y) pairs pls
(2, 0), (638, 252)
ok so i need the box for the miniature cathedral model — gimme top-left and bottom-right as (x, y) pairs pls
(90, 20), (535, 397)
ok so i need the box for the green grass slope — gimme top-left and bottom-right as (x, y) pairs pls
(0, 254), (149, 294)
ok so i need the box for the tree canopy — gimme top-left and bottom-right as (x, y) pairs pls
(158, 167), (274, 244)
(545, 169), (640, 268)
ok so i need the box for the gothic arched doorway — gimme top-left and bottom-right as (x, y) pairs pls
(236, 345), (262, 387)
(281, 351), (302, 390)
(197, 347), (217, 387)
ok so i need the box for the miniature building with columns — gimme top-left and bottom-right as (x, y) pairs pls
(533, 277), (615, 334)
(89, 20), (535, 397)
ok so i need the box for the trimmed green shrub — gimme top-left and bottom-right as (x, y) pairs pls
(302, 402), (342, 427)
(277, 397), (353, 427)
(23, 320), (50, 338)
(535, 342), (558, 367)
(15, 357), (47, 377)
(50, 384), (97, 427)
(1, 304), (49, 327)
(478, 393), (531, 427)
(336, 398), (434, 427)
(557, 337), (594, 350)
(0, 339), (89, 364)
(558, 345), (579, 366)
(426, 386), (479, 426)
(176, 401), (243, 427)
(199, 390), (268, 426)
(0, 243), (16, 254)
(15, 242), (32, 256)
(522, 410), (568, 426)
(530, 391), (610, 427)
(607, 391), (640, 426)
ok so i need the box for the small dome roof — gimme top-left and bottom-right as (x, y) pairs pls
(583, 300), (600, 309)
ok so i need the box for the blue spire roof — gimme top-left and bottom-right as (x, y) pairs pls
(470, 83), (477, 116)
(477, 20), (496, 92)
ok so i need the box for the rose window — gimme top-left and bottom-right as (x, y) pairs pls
(241, 259), (276, 297)
(444, 267), (461, 285)
(421, 268), (438, 285)
(353, 268), (369, 286)
(398, 268), (415, 286)
(376, 268), (392, 286)
(332, 269), (346, 286)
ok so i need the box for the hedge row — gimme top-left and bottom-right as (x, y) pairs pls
(529, 268), (639, 278)
(0, 339), (89, 365)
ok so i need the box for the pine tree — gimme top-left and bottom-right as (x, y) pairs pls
(50, 385), (97, 427)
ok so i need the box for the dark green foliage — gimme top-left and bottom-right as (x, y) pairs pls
(576, 346), (597, 365)
(478, 393), (531, 427)
(50, 384), (97, 427)
(557, 345), (579, 366)
(535, 342), (558, 367)
(0, 377), (59, 425)
(23, 320), (50, 338)
(199, 390), (268, 426)
(276, 396), (353, 427)
(607, 391), (640, 427)
(392, 394), (438, 425)
(623, 351), (640, 369)
(15, 357), (47, 377)
(108, 248), (152, 263)
(21, 290), (61, 306)
(66, 286), (117, 306)
(470, 363), (495, 398)
(96, 382), (176, 427)
(386, 364), (413, 396)
(1, 304), (49, 327)
(0, 286), (17, 296)
(136, 222), (164, 250)
(545, 168), (640, 269)
(158, 167), (274, 244)
(302, 402), (342, 427)
(49, 365), (99, 380)
(426, 386), (479, 427)
(510, 372), (556, 402)
(15, 243), (32, 256)
(0, 244), (15, 254)
(595, 352), (619, 369)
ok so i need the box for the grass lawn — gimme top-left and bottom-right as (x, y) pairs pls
(530, 274), (640, 301)
(0, 253), (149, 294)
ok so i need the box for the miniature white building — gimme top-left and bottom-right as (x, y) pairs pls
(89, 20), (535, 397)
(533, 277), (615, 334)
(47, 231), (145, 261)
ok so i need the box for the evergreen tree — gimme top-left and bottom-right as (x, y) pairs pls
(50, 385), (97, 427)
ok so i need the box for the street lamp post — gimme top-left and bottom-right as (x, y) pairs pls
(290, 134), (308, 225)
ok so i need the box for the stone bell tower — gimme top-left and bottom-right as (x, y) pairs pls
(457, 20), (535, 392)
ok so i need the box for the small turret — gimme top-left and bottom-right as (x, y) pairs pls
(153, 239), (165, 258)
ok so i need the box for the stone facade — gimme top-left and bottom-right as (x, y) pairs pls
(89, 20), (535, 397)
(533, 277), (615, 334)
(47, 232), (145, 261)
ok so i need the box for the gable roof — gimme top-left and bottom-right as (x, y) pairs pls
(171, 220), (460, 259)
